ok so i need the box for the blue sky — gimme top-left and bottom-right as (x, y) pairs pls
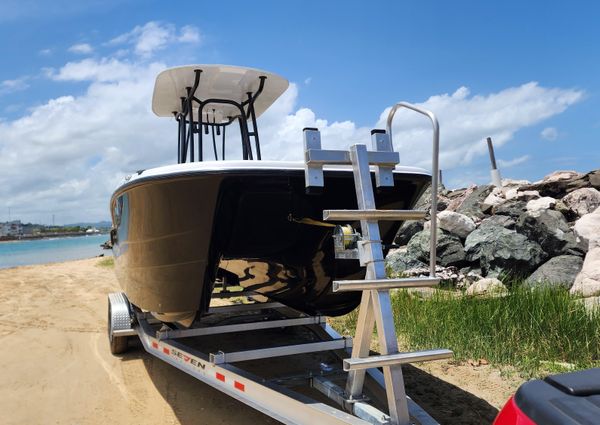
(0, 0), (598, 223)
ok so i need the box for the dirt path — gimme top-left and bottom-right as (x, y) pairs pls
(0, 258), (522, 424)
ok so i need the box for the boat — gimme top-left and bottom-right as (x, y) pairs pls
(110, 64), (431, 325)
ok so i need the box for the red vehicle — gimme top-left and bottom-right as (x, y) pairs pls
(494, 368), (600, 424)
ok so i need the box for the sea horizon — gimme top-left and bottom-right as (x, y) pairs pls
(0, 233), (112, 269)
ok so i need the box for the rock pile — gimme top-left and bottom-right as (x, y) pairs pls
(386, 169), (600, 300)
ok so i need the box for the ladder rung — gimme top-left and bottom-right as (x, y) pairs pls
(332, 277), (440, 292)
(343, 349), (453, 371)
(323, 209), (426, 221)
(306, 149), (399, 166)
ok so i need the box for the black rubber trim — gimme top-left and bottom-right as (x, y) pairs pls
(545, 368), (600, 396)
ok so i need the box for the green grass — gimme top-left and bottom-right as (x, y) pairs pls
(332, 286), (600, 378)
(96, 257), (114, 268)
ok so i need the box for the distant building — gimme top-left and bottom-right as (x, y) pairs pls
(0, 220), (23, 237)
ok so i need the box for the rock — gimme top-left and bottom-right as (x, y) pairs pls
(445, 185), (476, 212)
(412, 185), (449, 219)
(478, 215), (516, 230)
(466, 278), (508, 296)
(525, 255), (584, 289)
(574, 208), (600, 246)
(562, 188), (600, 217)
(437, 210), (476, 239)
(502, 179), (531, 187)
(385, 248), (427, 275)
(571, 238), (600, 297)
(576, 296), (600, 314)
(394, 221), (423, 246)
(543, 170), (583, 183)
(504, 188), (518, 200)
(554, 199), (579, 222)
(521, 169), (600, 198)
(456, 185), (493, 219)
(494, 200), (527, 218)
(526, 197), (556, 212)
(465, 224), (547, 277)
(516, 209), (585, 257)
(515, 190), (540, 201)
(482, 188), (506, 212)
(503, 189), (540, 202)
(407, 229), (466, 267)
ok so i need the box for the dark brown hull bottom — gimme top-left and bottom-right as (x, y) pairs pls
(111, 167), (429, 321)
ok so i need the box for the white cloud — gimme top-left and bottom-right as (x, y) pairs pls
(68, 43), (93, 54)
(39, 48), (52, 56)
(304, 77), (312, 85)
(109, 21), (200, 58)
(541, 126), (558, 141)
(0, 77), (29, 95)
(497, 155), (530, 168)
(51, 58), (136, 82)
(178, 25), (200, 43)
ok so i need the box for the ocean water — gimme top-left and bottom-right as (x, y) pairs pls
(0, 234), (112, 269)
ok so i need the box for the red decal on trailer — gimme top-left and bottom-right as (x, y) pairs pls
(234, 381), (245, 392)
(152, 341), (158, 349)
(163, 347), (170, 355)
(216, 373), (225, 382)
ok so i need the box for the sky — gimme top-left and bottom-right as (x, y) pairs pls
(0, 0), (598, 224)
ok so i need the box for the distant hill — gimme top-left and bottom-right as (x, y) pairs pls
(65, 220), (112, 229)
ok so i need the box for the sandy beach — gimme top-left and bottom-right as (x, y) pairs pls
(0, 258), (521, 424)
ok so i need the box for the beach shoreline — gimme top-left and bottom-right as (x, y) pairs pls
(0, 258), (519, 424)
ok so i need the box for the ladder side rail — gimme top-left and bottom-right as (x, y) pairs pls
(386, 102), (440, 277)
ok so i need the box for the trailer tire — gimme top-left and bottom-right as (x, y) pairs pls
(110, 333), (129, 355)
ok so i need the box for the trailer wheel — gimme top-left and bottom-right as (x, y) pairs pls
(108, 292), (133, 355)
(109, 331), (129, 354)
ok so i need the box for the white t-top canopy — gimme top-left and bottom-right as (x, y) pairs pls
(152, 65), (289, 123)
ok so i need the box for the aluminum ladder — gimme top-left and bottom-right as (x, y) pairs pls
(303, 102), (453, 425)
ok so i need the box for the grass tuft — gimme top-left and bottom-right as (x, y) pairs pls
(96, 257), (114, 268)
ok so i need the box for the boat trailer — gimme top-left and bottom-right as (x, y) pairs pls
(108, 103), (453, 425)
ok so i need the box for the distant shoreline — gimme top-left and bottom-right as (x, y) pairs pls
(0, 231), (109, 243)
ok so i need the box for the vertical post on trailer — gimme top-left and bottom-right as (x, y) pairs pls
(487, 137), (502, 188)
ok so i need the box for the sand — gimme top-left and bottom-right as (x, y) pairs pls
(0, 258), (522, 424)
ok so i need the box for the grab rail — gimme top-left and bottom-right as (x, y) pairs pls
(386, 102), (440, 277)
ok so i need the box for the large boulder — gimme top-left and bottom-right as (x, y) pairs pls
(407, 229), (466, 267)
(574, 208), (600, 246)
(522, 169), (600, 198)
(526, 197), (556, 213)
(456, 185), (493, 219)
(494, 200), (527, 218)
(478, 215), (516, 230)
(437, 210), (476, 239)
(465, 224), (547, 277)
(525, 255), (584, 289)
(385, 248), (427, 275)
(571, 238), (600, 297)
(562, 188), (600, 217)
(516, 209), (585, 257)
(394, 221), (423, 246)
